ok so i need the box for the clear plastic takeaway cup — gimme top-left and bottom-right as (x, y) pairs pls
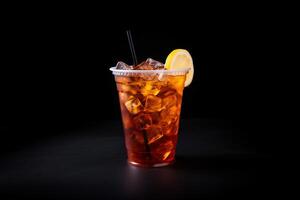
(110, 67), (189, 167)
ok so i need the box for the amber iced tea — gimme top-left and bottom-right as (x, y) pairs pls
(114, 70), (186, 167)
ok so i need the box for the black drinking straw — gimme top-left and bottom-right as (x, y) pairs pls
(126, 30), (138, 66)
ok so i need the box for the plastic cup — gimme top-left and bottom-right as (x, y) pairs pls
(110, 67), (189, 167)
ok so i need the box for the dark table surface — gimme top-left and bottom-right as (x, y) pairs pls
(0, 119), (274, 199)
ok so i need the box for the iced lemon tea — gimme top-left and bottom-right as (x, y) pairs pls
(111, 50), (193, 167)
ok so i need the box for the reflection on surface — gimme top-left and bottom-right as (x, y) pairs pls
(120, 153), (262, 199)
(122, 162), (182, 199)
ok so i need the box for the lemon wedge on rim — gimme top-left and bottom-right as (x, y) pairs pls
(165, 49), (194, 87)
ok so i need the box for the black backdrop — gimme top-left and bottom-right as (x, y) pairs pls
(1, 5), (276, 157)
(0, 4), (280, 199)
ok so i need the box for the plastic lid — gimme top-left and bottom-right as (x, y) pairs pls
(110, 67), (190, 76)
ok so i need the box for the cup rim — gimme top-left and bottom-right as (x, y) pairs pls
(109, 66), (190, 74)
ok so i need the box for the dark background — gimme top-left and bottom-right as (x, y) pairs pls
(1, 4), (278, 199)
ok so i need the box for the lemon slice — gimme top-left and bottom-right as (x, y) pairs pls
(165, 49), (194, 87)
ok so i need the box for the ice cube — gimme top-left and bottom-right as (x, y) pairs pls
(134, 58), (164, 70)
(116, 61), (134, 70)
(116, 76), (143, 87)
(153, 141), (174, 161)
(141, 82), (160, 96)
(144, 95), (163, 112)
(158, 88), (177, 98)
(135, 93), (146, 106)
(145, 125), (163, 144)
(162, 120), (179, 136)
(124, 96), (143, 114)
(161, 106), (178, 122)
(162, 93), (178, 109)
(130, 130), (146, 144)
(118, 92), (129, 103)
(161, 151), (172, 160)
(150, 112), (161, 124)
(167, 76), (185, 93)
(115, 76), (143, 95)
(162, 105), (177, 115)
(134, 62), (154, 70)
(119, 95), (133, 129)
(145, 58), (165, 69)
(143, 75), (157, 81)
(133, 113), (152, 130)
(155, 76), (185, 95)
(116, 82), (136, 94)
(160, 106), (179, 135)
(126, 130), (147, 152)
